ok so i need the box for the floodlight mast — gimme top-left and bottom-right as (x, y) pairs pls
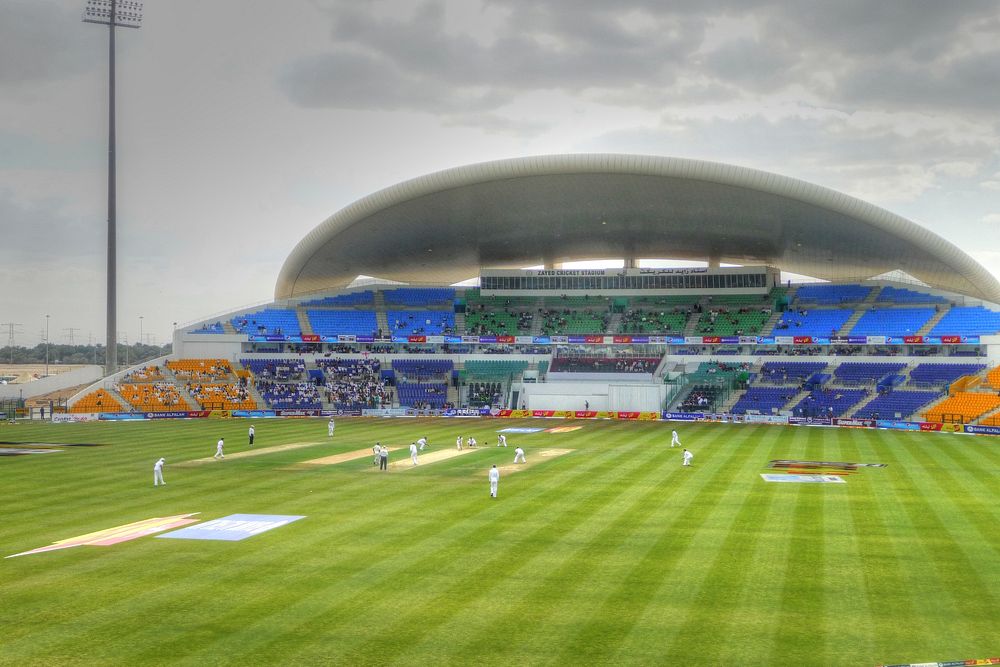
(83, 0), (142, 377)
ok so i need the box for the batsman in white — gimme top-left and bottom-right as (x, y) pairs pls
(488, 464), (500, 498)
(497, 433), (507, 447)
(456, 435), (463, 450)
(214, 438), (225, 460)
(153, 457), (166, 486)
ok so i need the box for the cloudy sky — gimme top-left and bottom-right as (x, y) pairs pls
(2, 0), (1000, 346)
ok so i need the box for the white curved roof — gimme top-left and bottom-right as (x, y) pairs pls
(276, 154), (1000, 302)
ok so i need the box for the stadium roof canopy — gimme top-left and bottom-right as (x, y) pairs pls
(276, 154), (1000, 303)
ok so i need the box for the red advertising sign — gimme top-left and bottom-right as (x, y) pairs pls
(575, 411), (598, 418)
(940, 335), (962, 344)
(301, 334), (321, 343)
(584, 335), (604, 344)
(919, 422), (943, 431)
(407, 336), (427, 343)
(903, 336), (924, 344)
(702, 336), (722, 344)
(793, 336), (813, 344)
(496, 335), (516, 343)
(615, 412), (641, 420)
(613, 336), (632, 344)
(531, 410), (555, 417)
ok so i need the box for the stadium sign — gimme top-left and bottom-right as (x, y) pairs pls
(964, 425), (1000, 436)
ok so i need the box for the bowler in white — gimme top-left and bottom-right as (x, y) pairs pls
(409, 442), (419, 465)
(214, 438), (225, 459)
(153, 457), (166, 486)
(488, 464), (500, 497)
(417, 437), (428, 451)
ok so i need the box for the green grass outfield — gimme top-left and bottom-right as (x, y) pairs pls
(1, 417), (999, 666)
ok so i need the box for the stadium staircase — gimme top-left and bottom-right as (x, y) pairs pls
(222, 321), (238, 334)
(717, 391), (745, 414)
(373, 291), (389, 335)
(783, 387), (814, 412)
(837, 309), (865, 336)
(103, 385), (132, 411)
(975, 404), (1000, 425)
(606, 312), (623, 334)
(454, 311), (466, 333)
(161, 366), (201, 410)
(917, 306), (950, 335)
(296, 310), (314, 336)
(761, 309), (784, 335)
(683, 309), (702, 336)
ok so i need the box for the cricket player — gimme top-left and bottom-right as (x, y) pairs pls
(417, 436), (428, 451)
(249, 424), (255, 447)
(379, 444), (389, 471)
(514, 447), (526, 464)
(153, 457), (166, 486)
(468, 436), (477, 448)
(214, 438), (225, 459)
(456, 435), (463, 450)
(488, 464), (500, 498)
(373, 442), (382, 465)
(671, 430), (681, 447)
(328, 418), (336, 437)
(497, 433), (507, 447)
(683, 448), (694, 466)
(410, 442), (419, 466)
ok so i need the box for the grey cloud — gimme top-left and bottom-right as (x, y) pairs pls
(0, 1), (98, 86)
(0, 190), (102, 263)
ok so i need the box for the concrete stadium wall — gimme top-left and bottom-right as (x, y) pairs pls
(521, 381), (665, 412)
(0, 365), (104, 400)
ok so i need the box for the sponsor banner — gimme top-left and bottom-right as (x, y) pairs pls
(158, 514), (305, 542)
(275, 409), (321, 417)
(52, 413), (99, 423)
(699, 413), (744, 423)
(756, 336), (776, 345)
(443, 335), (463, 344)
(738, 336), (758, 344)
(760, 474), (846, 484)
(662, 412), (704, 421)
(231, 409), (277, 419)
(684, 336), (703, 345)
(300, 334), (321, 343)
(515, 336), (534, 344)
(585, 335), (604, 344)
(867, 335), (887, 345)
(615, 412), (658, 421)
(336, 334), (357, 342)
(532, 410), (556, 418)
(99, 412), (147, 421)
(146, 410), (210, 420)
(496, 335), (516, 343)
(355, 335), (375, 343)
(918, 422), (963, 433)
(793, 336), (813, 344)
(532, 336), (552, 344)
(425, 336), (445, 343)
(479, 336), (499, 343)
(964, 424), (1000, 436)
(320, 409), (362, 417)
(408, 336), (427, 343)
(613, 336), (633, 344)
(702, 336), (722, 344)
(461, 335), (481, 343)
(833, 418), (875, 428)
(208, 410), (231, 419)
(496, 409), (531, 418)
(443, 408), (489, 417)
(630, 336), (650, 343)
(876, 419), (921, 431)
(774, 336), (794, 345)
(788, 416), (833, 426)
(745, 414), (789, 425)
(904, 335), (924, 344)
(648, 336), (672, 344)
(573, 411), (598, 418)
(549, 336), (568, 343)
(7, 513), (201, 558)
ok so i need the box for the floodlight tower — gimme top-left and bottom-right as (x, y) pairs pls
(83, 0), (143, 377)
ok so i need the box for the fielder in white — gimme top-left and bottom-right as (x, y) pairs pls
(409, 442), (419, 466)
(468, 436), (477, 448)
(671, 429), (681, 447)
(328, 418), (336, 437)
(214, 438), (225, 459)
(514, 446), (526, 464)
(683, 448), (694, 466)
(373, 442), (382, 465)
(497, 433), (507, 447)
(488, 464), (500, 498)
(417, 436), (428, 451)
(153, 457), (166, 486)
(456, 435), (463, 450)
